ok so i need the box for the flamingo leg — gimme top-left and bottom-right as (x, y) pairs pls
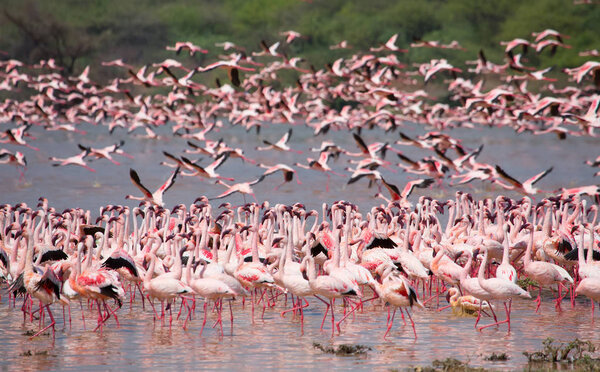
(474, 301), (483, 328)
(200, 301), (208, 336)
(405, 308), (417, 340)
(30, 304), (56, 339)
(137, 284), (146, 310)
(330, 299), (336, 337)
(384, 307), (396, 339)
(534, 286), (542, 313)
(147, 297), (160, 323)
(478, 300), (510, 332)
(314, 295), (330, 331)
(229, 300), (234, 333)
(336, 296), (370, 329)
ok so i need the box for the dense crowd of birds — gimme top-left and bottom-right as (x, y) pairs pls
(1, 26), (600, 340)
(0, 194), (599, 339)
(0, 28), (599, 203)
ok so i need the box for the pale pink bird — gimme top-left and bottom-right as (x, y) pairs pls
(143, 251), (193, 325)
(126, 167), (180, 207)
(476, 248), (531, 332)
(49, 147), (96, 172)
(256, 129), (302, 154)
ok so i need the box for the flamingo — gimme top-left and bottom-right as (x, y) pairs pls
(180, 153), (234, 181)
(373, 266), (423, 339)
(125, 167), (180, 207)
(143, 244), (193, 326)
(184, 255), (235, 335)
(210, 176), (266, 203)
(575, 278), (600, 319)
(301, 254), (357, 336)
(295, 151), (341, 192)
(258, 163), (301, 190)
(49, 147), (96, 172)
(256, 129), (302, 154)
(234, 208), (277, 321)
(21, 227), (63, 339)
(165, 41), (208, 55)
(523, 224), (574, 312)
(446, 287), (494, 316)
(69, 239), (125, 333)
(495, 224), (517, 283)
(476, 247), (531, 332)
(493, 165), (553, 195)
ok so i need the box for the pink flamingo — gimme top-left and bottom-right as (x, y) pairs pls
(126, 167), (180, 207)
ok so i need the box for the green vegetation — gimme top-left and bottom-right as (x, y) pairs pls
(1, 0), (599, 78)
(516, 277), (539, 290)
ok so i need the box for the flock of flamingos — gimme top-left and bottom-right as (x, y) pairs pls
(1, 25), (600, 342)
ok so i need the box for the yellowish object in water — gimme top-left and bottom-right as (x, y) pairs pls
(447, 288), (493, 316)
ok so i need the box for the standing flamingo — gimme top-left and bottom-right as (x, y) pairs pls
(476, 247), (531, 332)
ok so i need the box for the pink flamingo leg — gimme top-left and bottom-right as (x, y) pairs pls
(330, 299), (336, 337)
(384, 307), (396, 339)
(405, 308), (417, 339)
(200, 301), (208, 336)
(314, 295), (330, 331)
(31, 305), (56, 339)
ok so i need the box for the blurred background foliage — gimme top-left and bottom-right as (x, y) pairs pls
(1, 0), (598, 79)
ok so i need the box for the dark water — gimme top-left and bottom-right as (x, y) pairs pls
(1, 121), (600, 370)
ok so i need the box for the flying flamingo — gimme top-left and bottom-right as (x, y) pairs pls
(493, 165), (553, 195)
(256, 129), (302, 154)
(165, 41), (208, 56)
(126, 167), (180, 207)
(1, 125), (39, 151)
(210, 175), (266, 203)
(79, 141), (129, 165)
(295, 151), (342, 192)
(0, 149), (27, 180)
(180, 153), (234, 181)
(258, 163), (301, 190)
(49, 147), (96, 172)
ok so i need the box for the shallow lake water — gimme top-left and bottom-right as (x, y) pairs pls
(1, 120), (600, 370)
(1, 287), (599, 371)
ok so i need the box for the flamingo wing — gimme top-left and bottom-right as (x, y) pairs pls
(524, 167), (553, 188)
(494, 165), (523, 189)
(401, 178), (434, 199)
(158, 166), (180, 193)
(129, 169), (153, 198)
